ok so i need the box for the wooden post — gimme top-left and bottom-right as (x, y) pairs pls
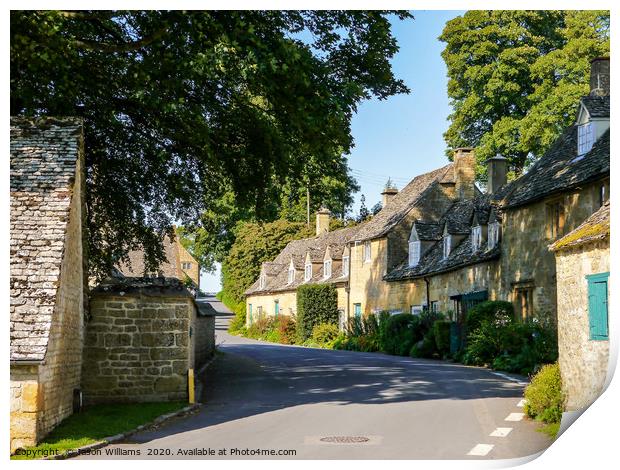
(188, 368), (195, 404)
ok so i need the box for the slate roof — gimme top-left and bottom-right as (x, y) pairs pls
(10, 117), (83, 362)
(498, 126), (610, 209)
(385, 195), (500, 281)
(413, 222), (442, 240)
(351, 164), (456, 241)
(118, 235), (183, 279)
(550, 201), (610, 252)
(245, 223), (362, 295)
(580, 95), (610, 118)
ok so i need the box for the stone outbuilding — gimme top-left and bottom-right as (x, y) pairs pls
(82, 278), (216, 405)
(10, 117), (86, 452)
(550, 201), (610, 411)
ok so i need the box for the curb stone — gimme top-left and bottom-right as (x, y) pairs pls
(43, 403), (201, 460)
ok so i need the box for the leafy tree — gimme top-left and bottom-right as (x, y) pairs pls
(357, 194), (370, 222)
(11, 10), (411, 277)
(440, 10), (609, 178)
(371, 201), (382, 215)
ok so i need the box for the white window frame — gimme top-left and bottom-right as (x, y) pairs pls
(443, 235), (452, 259)
(408, 240), (421, 267)
(323, 259), (332, 279)
(471, 225), (482, 252)
(342, 255), (349, 277)
(304, 263), (312, 282)
(578, 122), (594, 156)
(488, 221), (500, 250)
(259, 273), (266, 290)
(411, 305), (423, 315)
(288, 265), (295, 284)
(363, 240), (372, 263)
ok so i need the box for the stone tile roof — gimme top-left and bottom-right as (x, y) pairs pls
(581, 95), (610, 118)
(498, 126), (609, 209)
(10, 117), (83, 362)
(245, 223), (362, 295)
(351, 164), (455, 241)
(385, 196), (500, 281)
(413, 222), (442, 241)
(550, 201), (610, 252)
(117, 235), (182, 279)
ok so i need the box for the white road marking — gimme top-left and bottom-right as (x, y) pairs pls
(505, 412), (525, 421)
(517, 399), (526, 407)
(490, 427), (513, 437)
(490, 371), (528, 386)
(467, 444), (494, 456)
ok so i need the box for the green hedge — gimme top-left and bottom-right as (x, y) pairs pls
(466, 300), (514, 333)
(296, 284), (339, 340)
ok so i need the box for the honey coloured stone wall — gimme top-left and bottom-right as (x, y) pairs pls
(82, 286), (197, 404)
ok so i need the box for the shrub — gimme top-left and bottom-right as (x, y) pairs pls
(410, 331), (437, 358)
(278, 316), (297, 345)
(433, 320), (451, 356)
(228, 301), (248, 333)
(296, 284), (339, 340)
(524, 363), (564, 424)
(312, 323), (340, 347)
(466, 300), (514, 333)
(382, 313), (421, 356)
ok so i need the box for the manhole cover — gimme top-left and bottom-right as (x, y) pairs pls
(320, 436), (370, 444)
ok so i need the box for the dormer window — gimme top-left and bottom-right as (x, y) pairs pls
(259, 272), (266, 290)
(443, 235), (451, 259)
(488, 221), (500, 249)
(578, 122), (594, 156)
(363, 241), (371, 263)
(304, 262), (312, 282)
(471, 226), (482, 252)
(342, 255), (349, 277)
(323, 259), (332, 279)
(288, 264), (295, 285)
(409, 241), (421, 267)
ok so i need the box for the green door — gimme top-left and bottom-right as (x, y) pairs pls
(587, 272), (609, 340)
(274, 300), (279, 317)
(354, 303), (362, 318)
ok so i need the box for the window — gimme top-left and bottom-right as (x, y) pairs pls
(443, 235), (452, 259)
(363, 241), (372, 263)
(578, 122), (594, 156)
(411, 305), (423, 315)
(259, 273), (266, 290)
(547, 201), (565, 239)
(256, 306), (263, 319)
(288, 265), (295, 284)
(587, 272), (609, 340)
(430, 301), (439, 312)
(354, 303), (362, 318)
(274, 300), (279, 317)
(342, 255), (349, 277)
(181, 262), (192, 270)
(600, 184), (608, 207)
(409, 241), (421, 267)
(488, 222), (500, 249)
(514, 287), (534, 321)
(304, 262), (312, 281)
(471, 226), (482, 252)
(323, 259), (332, 279)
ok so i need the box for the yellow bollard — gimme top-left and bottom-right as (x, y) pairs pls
(188, 368), (195, 404)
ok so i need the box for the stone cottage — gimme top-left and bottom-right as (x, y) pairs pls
(10, 117), (86, 452)
(550, 201), (610, 411)
(118, 231), (201, 289)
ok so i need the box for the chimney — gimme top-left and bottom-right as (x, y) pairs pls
(590, 57), (610, 97)
(453, 147), (476, 200)
(316, 207), (330, 236)
(486, 154), (507, 194)
(381, 187), (398, 207)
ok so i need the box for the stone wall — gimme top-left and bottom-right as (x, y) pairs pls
(10, 365), (40, 452)
(555, 239), (610, 411)
(194, 313), (216, 368)
(82, 287), (196, 404)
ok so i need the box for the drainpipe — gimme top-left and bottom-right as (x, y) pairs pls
(424, 277), (431, 312)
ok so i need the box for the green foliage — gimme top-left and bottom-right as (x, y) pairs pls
(382, 313), (420, 356)
(466, 301), (514, 333)
(440, 11), (609, 178)
(227, 299), (248, 334)
(433, 320), (452, 356)
(410, 331), (437, 358)
(221, 219), (312, 306)
(311, 323), (341, 347)
(11, 10), (410, 277)
(278, 315), (297, 345)
(524, 363), (564, 424)
(296, 284), (339, 341)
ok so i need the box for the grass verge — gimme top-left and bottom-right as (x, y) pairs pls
(11, 401), (186, 460)
(538, 421), (560, 439)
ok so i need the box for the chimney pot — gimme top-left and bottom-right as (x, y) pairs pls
(381, 187), (399, 207)
(590, 57), (610, 97)
(486, 154), (507, 194)
(316, 207), (330, 236)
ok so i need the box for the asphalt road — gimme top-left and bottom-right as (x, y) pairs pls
(80, 296), (552, 460)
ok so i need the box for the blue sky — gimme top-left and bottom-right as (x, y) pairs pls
(201, 10), (463, 292)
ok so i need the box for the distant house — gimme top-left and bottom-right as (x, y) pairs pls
(117, 232), (200, 289)
(550, 201), (610, 411)
(10, 117), (86, 452)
